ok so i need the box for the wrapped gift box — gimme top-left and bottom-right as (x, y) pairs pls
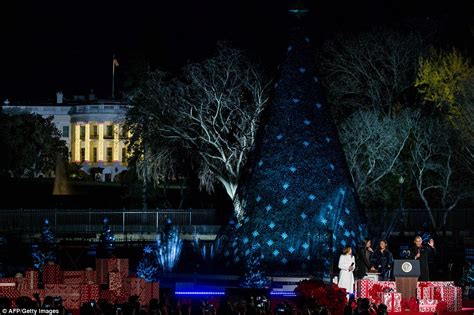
(44, 284), (81, 297)
(419, 299), (438, 312)
(378, 292), (401, 312)
(63, 271), (85, 284)
(355, 279), (396, 302)
(0, 278), (17, 288)
(0, 287), (20, 299)
(100, 289), (117, 304)
(96, 259), (109, 284)
(80, 284), (100, 304)
(356, 279), (373, 298)
(139, 282), (160, 307)
(129, 277), (146, 297)
(443, 286), (462, 312)
(96, 258), (129, 284)
(43, 263), (63, 284)
(417, 281), (455, 298)
(84, 269), (96, 284)
(108, 271), (123, 291)
(24, 270), (39, 290)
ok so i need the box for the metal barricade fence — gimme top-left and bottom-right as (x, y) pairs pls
(0, 209), (217, 235)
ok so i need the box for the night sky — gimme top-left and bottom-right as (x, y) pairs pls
(1, 0), (472, 102)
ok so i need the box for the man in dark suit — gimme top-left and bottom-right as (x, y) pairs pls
(409, 236), (436, 281)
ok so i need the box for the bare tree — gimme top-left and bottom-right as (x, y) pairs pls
(410, 118), (474, 229)
(128, 44), (271, 220)
(339, 108), (419, 204)
(319, 29), (422, 120)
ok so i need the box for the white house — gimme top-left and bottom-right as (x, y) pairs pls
(2, 92), (131, 181)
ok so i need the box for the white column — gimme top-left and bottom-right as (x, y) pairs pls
(84, 123), (90, 162)
(113, 124), (119, 162)
(73, 123), (81, 162)
(98, 123), (104, 162)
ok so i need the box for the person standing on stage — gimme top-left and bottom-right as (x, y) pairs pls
(356, 238), (374, 279)
(371, 240), (394, 280)
(409, 236), (436, 281)
(338, 246), (356, 294)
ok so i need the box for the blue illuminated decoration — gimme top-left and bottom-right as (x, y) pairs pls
(137, 244), (159, 282)
(156, 221), (183, 273)
(175, 291), (225, 296)
(270, 291), (296, 296)
(223, 28), (366, 276)
(32, 218), (58, 270)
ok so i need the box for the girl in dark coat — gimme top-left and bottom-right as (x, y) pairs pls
(371, 240), (394, 281)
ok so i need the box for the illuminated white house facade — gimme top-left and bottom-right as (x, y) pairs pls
(2, 92), (131, 181)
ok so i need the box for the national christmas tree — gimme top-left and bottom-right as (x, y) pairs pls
(223, 17), (366, 276)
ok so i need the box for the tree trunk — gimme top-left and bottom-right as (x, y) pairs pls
(217, 177), (244, 220)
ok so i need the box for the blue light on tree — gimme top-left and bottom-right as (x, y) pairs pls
(32, 218), (57, 270)
(137, 245), (159, 282)
(222, 27), (366, 276)
(98, 218), (115, 257)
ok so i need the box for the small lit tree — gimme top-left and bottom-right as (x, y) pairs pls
(98, 218), (115, 257)
(137, 245), (159, 282)
(240, 244), (270, 289)
(32, 219), (58, 270)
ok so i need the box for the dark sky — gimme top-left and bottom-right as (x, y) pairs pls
(1, 0), (472, 102)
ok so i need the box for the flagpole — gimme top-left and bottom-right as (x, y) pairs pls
(112, 54), (115, 99)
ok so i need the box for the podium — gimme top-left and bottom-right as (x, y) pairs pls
(394, 259), (420, 300)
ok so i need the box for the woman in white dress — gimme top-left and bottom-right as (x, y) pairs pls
(338, 246), (355, 294)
